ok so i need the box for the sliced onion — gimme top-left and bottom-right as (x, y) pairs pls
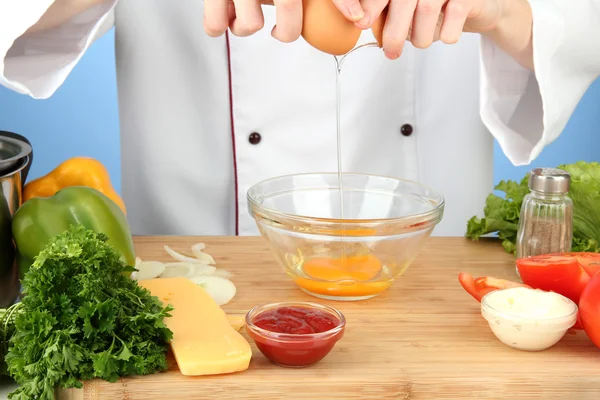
(131, 258), (143, 279)
(164, 245), (210, 264)
(159, 262), (196, 278)
(134, 261), (165, 280)
(191, 264), (218, 276)
(210, 269), (233, 279)
(189, 275), (237, 306)
(192, 243), (206, 251)
(165, 262), (217, 278)
(226, 314), (245, 331)
(191, 243), (216, 265)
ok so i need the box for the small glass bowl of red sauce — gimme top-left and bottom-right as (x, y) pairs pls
(245, 301), (346, 368)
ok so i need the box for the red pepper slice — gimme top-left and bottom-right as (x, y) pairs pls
(458, 272), (529, 302)
(516, 254), (592, 305)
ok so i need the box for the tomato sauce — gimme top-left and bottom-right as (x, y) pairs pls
(253, 306), (339, 334)
(247, 305), (345, 367)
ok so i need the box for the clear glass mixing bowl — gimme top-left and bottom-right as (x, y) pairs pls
(247, 173), (445, 301)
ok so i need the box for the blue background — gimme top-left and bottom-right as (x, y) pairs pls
(1, 28), (599, 195)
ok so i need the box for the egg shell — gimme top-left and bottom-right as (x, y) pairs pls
(371, 7), (388, 48)
(301, 0), (362, 56)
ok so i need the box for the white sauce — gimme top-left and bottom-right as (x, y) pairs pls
(484, 287), (575, 319)
(481, 287), (578, 351)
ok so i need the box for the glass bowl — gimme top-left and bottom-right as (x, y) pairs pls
(247, 172), (444, 301)
(245, 301), (346, 367)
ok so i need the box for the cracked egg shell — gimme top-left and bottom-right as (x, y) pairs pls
(371, 7), (388, 48)
(301, 0), (387, 55)
(301, 0), (362, 56)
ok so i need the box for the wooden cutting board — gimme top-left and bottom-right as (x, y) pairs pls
(56, 236), (600, 400)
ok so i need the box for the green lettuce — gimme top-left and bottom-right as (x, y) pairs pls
(466, 160), (600, 255)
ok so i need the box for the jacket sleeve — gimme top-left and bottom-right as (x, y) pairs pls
(479, 0), (600, 166)
(0, 0), (118, 99)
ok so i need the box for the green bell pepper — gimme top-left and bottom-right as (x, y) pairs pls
(12, 186), (136, 278)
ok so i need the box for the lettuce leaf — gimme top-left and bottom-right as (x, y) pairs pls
(559, 161), (600, 252)
(466, 161), (600, 255)
(466, 175), (528, 254)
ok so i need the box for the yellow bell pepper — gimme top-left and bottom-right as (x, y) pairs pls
(23, 156), (126, 214)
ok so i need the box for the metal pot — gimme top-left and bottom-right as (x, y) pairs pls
(0, 131), (32, 308)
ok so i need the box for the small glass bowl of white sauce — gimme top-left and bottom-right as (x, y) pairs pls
(481, 287), (578, 351)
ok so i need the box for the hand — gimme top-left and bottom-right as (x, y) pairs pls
(204, 0), (306, 43)
(203, 0), (372, 43)
(349, 0), (505, 60)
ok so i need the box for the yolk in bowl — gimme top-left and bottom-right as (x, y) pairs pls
(294, 253), (392, 298)
(303, 254), (382, 281)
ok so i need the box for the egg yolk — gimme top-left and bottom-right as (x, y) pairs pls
(303, 254), (382, 281)
(295, 254), (391, 298)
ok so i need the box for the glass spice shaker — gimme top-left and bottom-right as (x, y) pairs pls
(516, 168), (573, 263)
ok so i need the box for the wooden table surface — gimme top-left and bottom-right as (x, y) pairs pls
(53, 236), (599, 399)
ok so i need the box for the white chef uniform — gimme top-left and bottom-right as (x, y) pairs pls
(1, 0), (598, 237)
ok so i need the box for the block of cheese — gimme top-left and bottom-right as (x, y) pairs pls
(139, 277), (252, 376)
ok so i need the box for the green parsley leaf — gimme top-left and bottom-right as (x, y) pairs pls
(5, 225), (173, 399)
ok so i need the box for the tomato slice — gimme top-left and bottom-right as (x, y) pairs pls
(578, 272), (600, 348)
(545, 252), (600, 278)
(516, 255), (589, 304)
(571, 252), (600, 278)
(458, 272), (528, 302)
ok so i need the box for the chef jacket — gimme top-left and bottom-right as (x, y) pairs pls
(1, 0), (598, 237)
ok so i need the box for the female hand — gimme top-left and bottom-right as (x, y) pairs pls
(352, 0), (507, 59)
(203, 0), (371, 43)
(203, 0), (515, 62)
(204, 0), (305, 43)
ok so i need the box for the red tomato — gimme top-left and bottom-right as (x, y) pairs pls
(544, 252), (600, 277)
(570, 252), (600, 277)
(578, 272), (600, 348)
(458, 272), (529, 302)
(516, 255), (589, 304)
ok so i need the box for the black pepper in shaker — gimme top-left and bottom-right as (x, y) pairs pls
(516, 168), (573, 263)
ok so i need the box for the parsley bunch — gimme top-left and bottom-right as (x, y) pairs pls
(1, 303), (22, 376)
(5, 225), (173, 399)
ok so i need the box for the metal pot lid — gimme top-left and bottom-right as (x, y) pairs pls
(0, 134), (32, 174)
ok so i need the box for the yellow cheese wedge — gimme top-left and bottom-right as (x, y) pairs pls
(139, 277), (252, 376)
(226, 314), (246, 332)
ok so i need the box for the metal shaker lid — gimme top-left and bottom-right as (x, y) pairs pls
(0, 133), (32, 174)
(528, 167), (571, 193)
